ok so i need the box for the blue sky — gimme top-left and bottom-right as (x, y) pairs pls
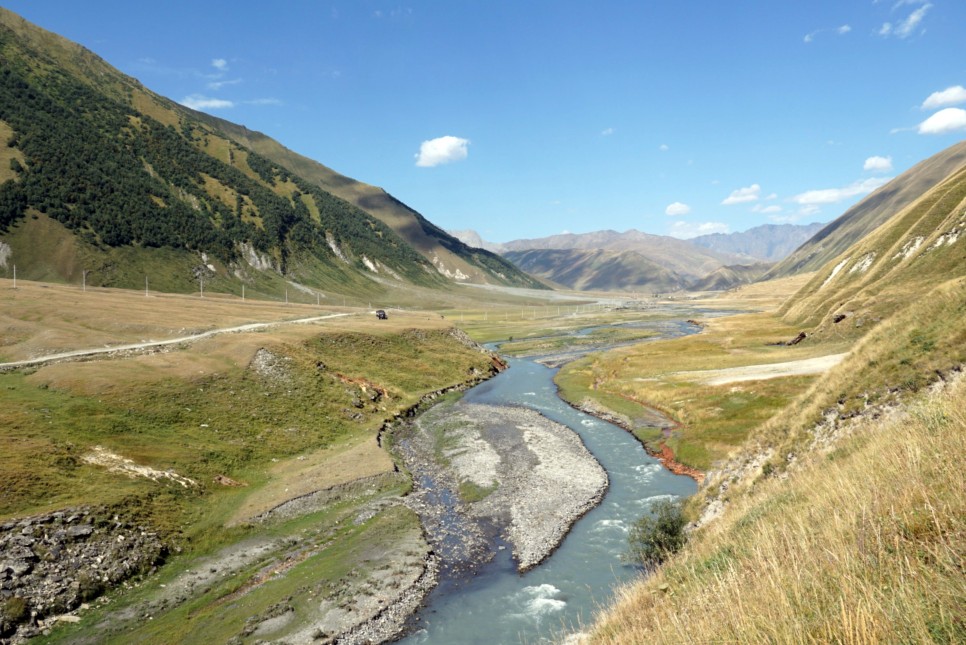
(4, 1), (966, 242)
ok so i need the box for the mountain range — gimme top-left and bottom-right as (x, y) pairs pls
(0, 8), (542, 299)
(451, 223), (823, 292)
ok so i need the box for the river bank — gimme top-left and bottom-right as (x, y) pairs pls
(570, 398), (705, 483)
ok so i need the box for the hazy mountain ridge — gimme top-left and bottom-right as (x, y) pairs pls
(0, 8), (541, 295)
(689, 222), (825, 262)
(688, 263), (773, 291)
(502, 248), (688, 293)
(453, 223), (822, 292)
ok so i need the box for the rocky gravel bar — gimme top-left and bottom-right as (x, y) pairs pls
(392, 399), (608, 577)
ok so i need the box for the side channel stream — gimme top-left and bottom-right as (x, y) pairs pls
(398, 319), (700, 644)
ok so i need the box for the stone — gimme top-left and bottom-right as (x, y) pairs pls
(66, 525), (94, 540)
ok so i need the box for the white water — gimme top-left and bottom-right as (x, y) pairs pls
(399, 326), (699, 644)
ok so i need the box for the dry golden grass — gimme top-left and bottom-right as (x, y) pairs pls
(0, 277), (353, 361)
(587, 376), (966, 644)
(690, 272), (816, 310)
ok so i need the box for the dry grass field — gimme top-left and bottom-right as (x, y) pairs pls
(587, 375), (965, 644)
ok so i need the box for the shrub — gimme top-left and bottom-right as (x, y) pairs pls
(2, 596), (29, 627)
(625, 499), (686, 567)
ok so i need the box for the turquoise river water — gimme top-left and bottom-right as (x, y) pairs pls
(398, 319), (700, 644)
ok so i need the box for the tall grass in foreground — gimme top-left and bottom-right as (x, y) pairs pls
(586, 378), (965, 644)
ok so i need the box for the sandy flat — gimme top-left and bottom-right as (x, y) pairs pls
(679, 353), (849, 386)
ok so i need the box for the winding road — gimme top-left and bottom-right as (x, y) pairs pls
(0, 312), (353, 371)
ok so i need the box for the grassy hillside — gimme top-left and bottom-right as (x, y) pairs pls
(767, 139), (966, 279)
(780, 161), (966, 335)
(572, 141), (966, 643)
(584, 278), (966, 643)
(0, 7), (540, 299)
(588, 369), (964, 643)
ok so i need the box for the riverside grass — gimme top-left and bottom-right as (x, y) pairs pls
(1, 279), (505, 642)
(586, 375), (966, 644)
(554, 310), (852, 471)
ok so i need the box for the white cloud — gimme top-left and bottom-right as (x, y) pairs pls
(212, 58), (228, 71)
(207, 78), (242, 91)
(791, 177), (891, 206)
(880, 2), (932, 38)
(752, 204), (783, 214)
(601, 127), (615, 136)
(769, 211), (809, 224)
(917, 108), (966, 135)
(415, 136), (470, 167)
(659, 144), (669, 152)
(722, 183), (761, 205)
(665, 202), (691, 217)
(864, 155), (893, 172)
(922, 86), (966, 110)
(180, 95), (234, 110)
(804, 24), (851, 43)
(668, 221), (729, 239)
(243, 98), (283, 106)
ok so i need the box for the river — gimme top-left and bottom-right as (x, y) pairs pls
(398, 318), (700, 644)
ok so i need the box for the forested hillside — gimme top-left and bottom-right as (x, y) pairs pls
(0, 8), (540, 295)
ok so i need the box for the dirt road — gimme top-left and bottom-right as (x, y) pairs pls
(0, 312), (353, 370)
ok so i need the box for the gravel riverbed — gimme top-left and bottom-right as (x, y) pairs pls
(393, 399), (609, 576)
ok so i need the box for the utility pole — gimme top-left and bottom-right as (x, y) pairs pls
(242, 284), (245, 301)
(82, 269), (88, 292)
(200, 275), (204, 298)
(145, 276), (149, 297)
(12, 265), (16, 290)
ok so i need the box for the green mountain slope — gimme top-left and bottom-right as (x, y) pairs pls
(767, 140), (966, 280)
(0, 8), (540, 296)
(192, 115), (544, 290)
